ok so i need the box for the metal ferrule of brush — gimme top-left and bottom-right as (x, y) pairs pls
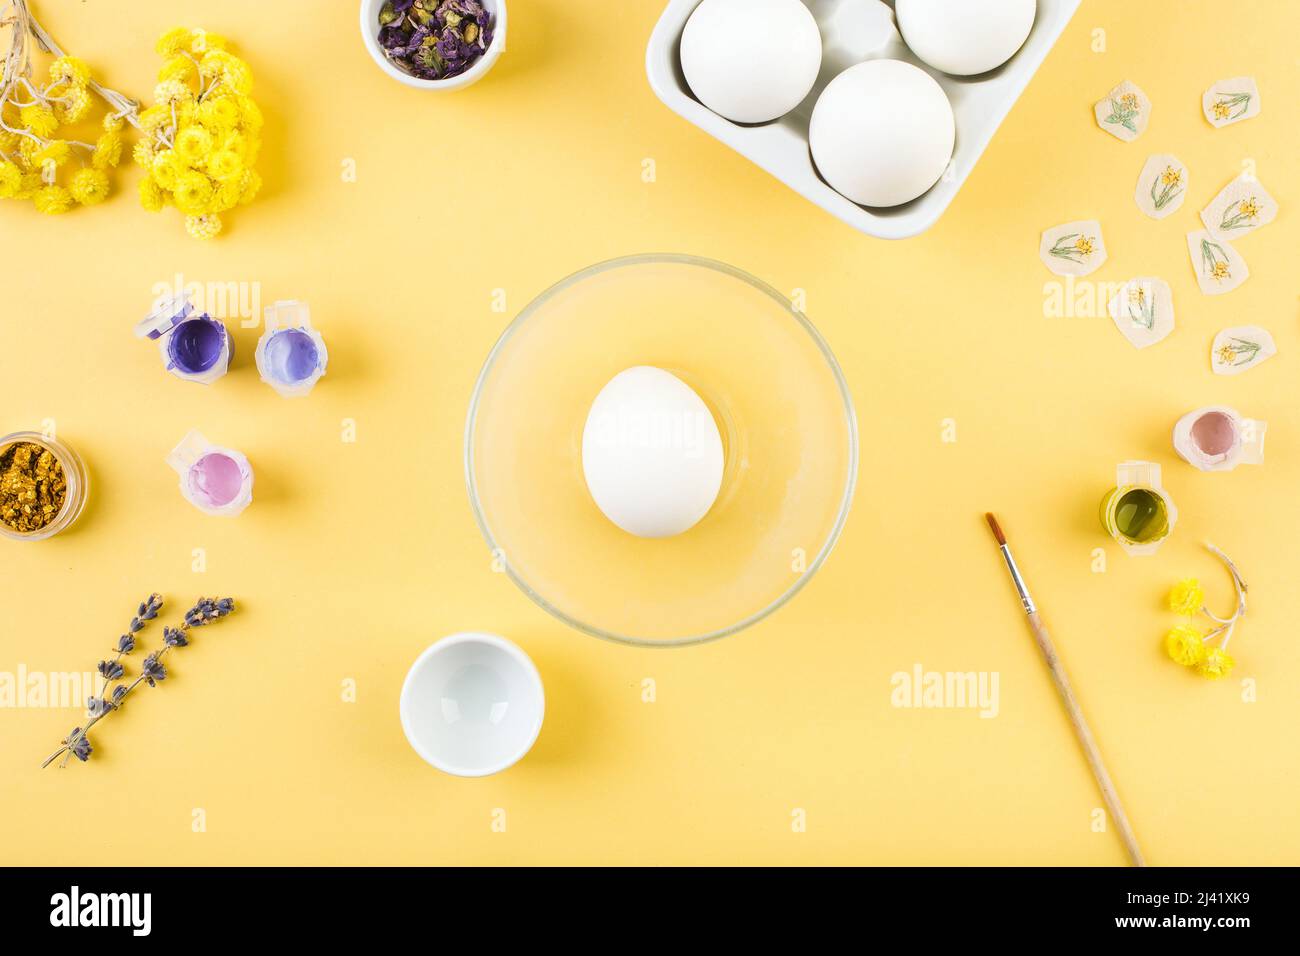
(999, 545), (1037, 614)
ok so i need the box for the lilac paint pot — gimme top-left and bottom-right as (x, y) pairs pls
(256, 300), (328, 397)
(167, 431), (253, 516)
(135, 292), (233, 385)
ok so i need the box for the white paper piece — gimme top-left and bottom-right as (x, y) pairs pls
(1134, 154), (1187, 220)
(1108, 277), (1174, 349)
(1186, 230), (1248, 295)
(1040, 220), (1107, 277)
(1095, 81), (1150, 142)
(1203, 76), (1261, 128)
(1212, 326), (1276, 375)
(1201, 174), (1278, 239)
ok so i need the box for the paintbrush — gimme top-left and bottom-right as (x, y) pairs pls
(984, 512), (1146, 868)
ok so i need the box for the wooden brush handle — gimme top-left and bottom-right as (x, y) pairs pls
(1028, 611), (1147, 868)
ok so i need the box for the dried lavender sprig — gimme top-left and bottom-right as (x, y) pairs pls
(41, 595), (234, 769)
(39, 594), (162, 768)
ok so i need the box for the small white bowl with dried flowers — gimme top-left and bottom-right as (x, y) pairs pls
(360, 0), (505, 91)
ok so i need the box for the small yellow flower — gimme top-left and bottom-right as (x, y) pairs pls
(0, 160), (22, 199)
(153, 80), (194, 108)
(138, 176), (167, 212)
(174, 125), (215, 164)
(156, 27), (195, 57)
(1128, 286), (1146, 306)
(1121, 93), (1138, 108)
(158, 55), (199, 86)
(15, 171), (43, 200)
(236, 96), (263, 132)
(209, 177), (241, 212)
(1160, 166), (1181, 186)
(1164, 625), (1206, 667)
(198, 96), (241, 132)
(206, 149), (243, 182)
(30, 140), (71, 169)
(93, 130), (123, 169)
(33, 184), (73, 214)
(19, 104), (58, 138)
(1213, 100), (1231, 119)
(238, 169), (262, 205)
(1168, 578), (1204, 616)
(151, 149), (187, 190)
(69, 167), (110, 205)
(55, 86), (93, 123)
(132, 138), (157, 169)
(49, 56), (91, 86)
(172, 170), (213, 214)
(102, 113), (125, 132)
(138, 105), (173, 136)
(1216, 345), (1237, 364)
(185, 212), (223, 240)
(1196, 646), (1235, 680)
(1210, 261), (1230, 281)
(1074, 236), (1095, 256)
(1238, 198), (1260, 220)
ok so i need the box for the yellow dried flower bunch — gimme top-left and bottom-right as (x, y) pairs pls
(1161, 545), (1248, 681)
(0, 54), (123, 214)
(133, 27), (263, 240)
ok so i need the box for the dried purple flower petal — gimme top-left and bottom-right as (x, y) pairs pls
(163, 627), (189, 647)
(86, 696), (112, 717)
(111, 685), (127, 703)
(117, 634), (136, 653)
(98, 659), (125, 680)
(71, 734), (92, 762)
(141, 653), (166, 686)
(380, 0), (493, 80)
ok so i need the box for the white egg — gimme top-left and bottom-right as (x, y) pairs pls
(582, 367), (724, 539)
(809, 59), (955, 208)
(680, 0), (823, 124)
(896, 0), (1037, 76)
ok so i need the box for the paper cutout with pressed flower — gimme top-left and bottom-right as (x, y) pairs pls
(1040, 220), (1107, 276)
(1108, 277), (1174, 349)
(1134, 154), (1187, 220)
(1212, 326), (1275, 376)
(1201, 174), (1278, 240)
(1094, 80), (1150, 142)
(1202, 76), (1260, 128)
(1186, 230), (1248, 295)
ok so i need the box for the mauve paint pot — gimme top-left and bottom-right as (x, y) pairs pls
(166, 431), (253, 517)
(135, 292), (233, 385)
(256, 300), (328, 397)
(1172, 405), (1267, 472)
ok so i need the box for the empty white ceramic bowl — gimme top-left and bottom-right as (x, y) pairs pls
(399, 633), (544, 776)
(359, 0), (506, 91)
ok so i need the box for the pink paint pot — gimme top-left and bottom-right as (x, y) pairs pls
(166, 431), (253, 516)
(1172, 406), (1267, 472)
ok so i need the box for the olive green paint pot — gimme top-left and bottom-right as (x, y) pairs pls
(1100, 461), (1177, 555)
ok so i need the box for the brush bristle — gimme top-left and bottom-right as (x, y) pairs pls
(984, 512), (1006, 546)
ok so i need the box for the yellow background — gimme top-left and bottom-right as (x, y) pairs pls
(2, 0), (1297, 865)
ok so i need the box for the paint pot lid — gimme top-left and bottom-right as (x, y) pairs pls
(134, 292), (194, 340)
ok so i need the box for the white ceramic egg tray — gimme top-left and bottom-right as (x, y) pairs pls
(647, 0), (1081, 239)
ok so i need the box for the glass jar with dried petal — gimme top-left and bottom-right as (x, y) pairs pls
(0, 432), (89, 541)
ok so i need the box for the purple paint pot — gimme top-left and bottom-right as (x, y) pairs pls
(168, 316), (229, 375)
(134, 292), (233, 385)
(167, 431), (253, 516)
(256, 300), (328, 397)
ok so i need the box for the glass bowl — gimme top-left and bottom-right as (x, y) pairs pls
(465, 255), (858, 647)
(0, 431), (89, 542)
